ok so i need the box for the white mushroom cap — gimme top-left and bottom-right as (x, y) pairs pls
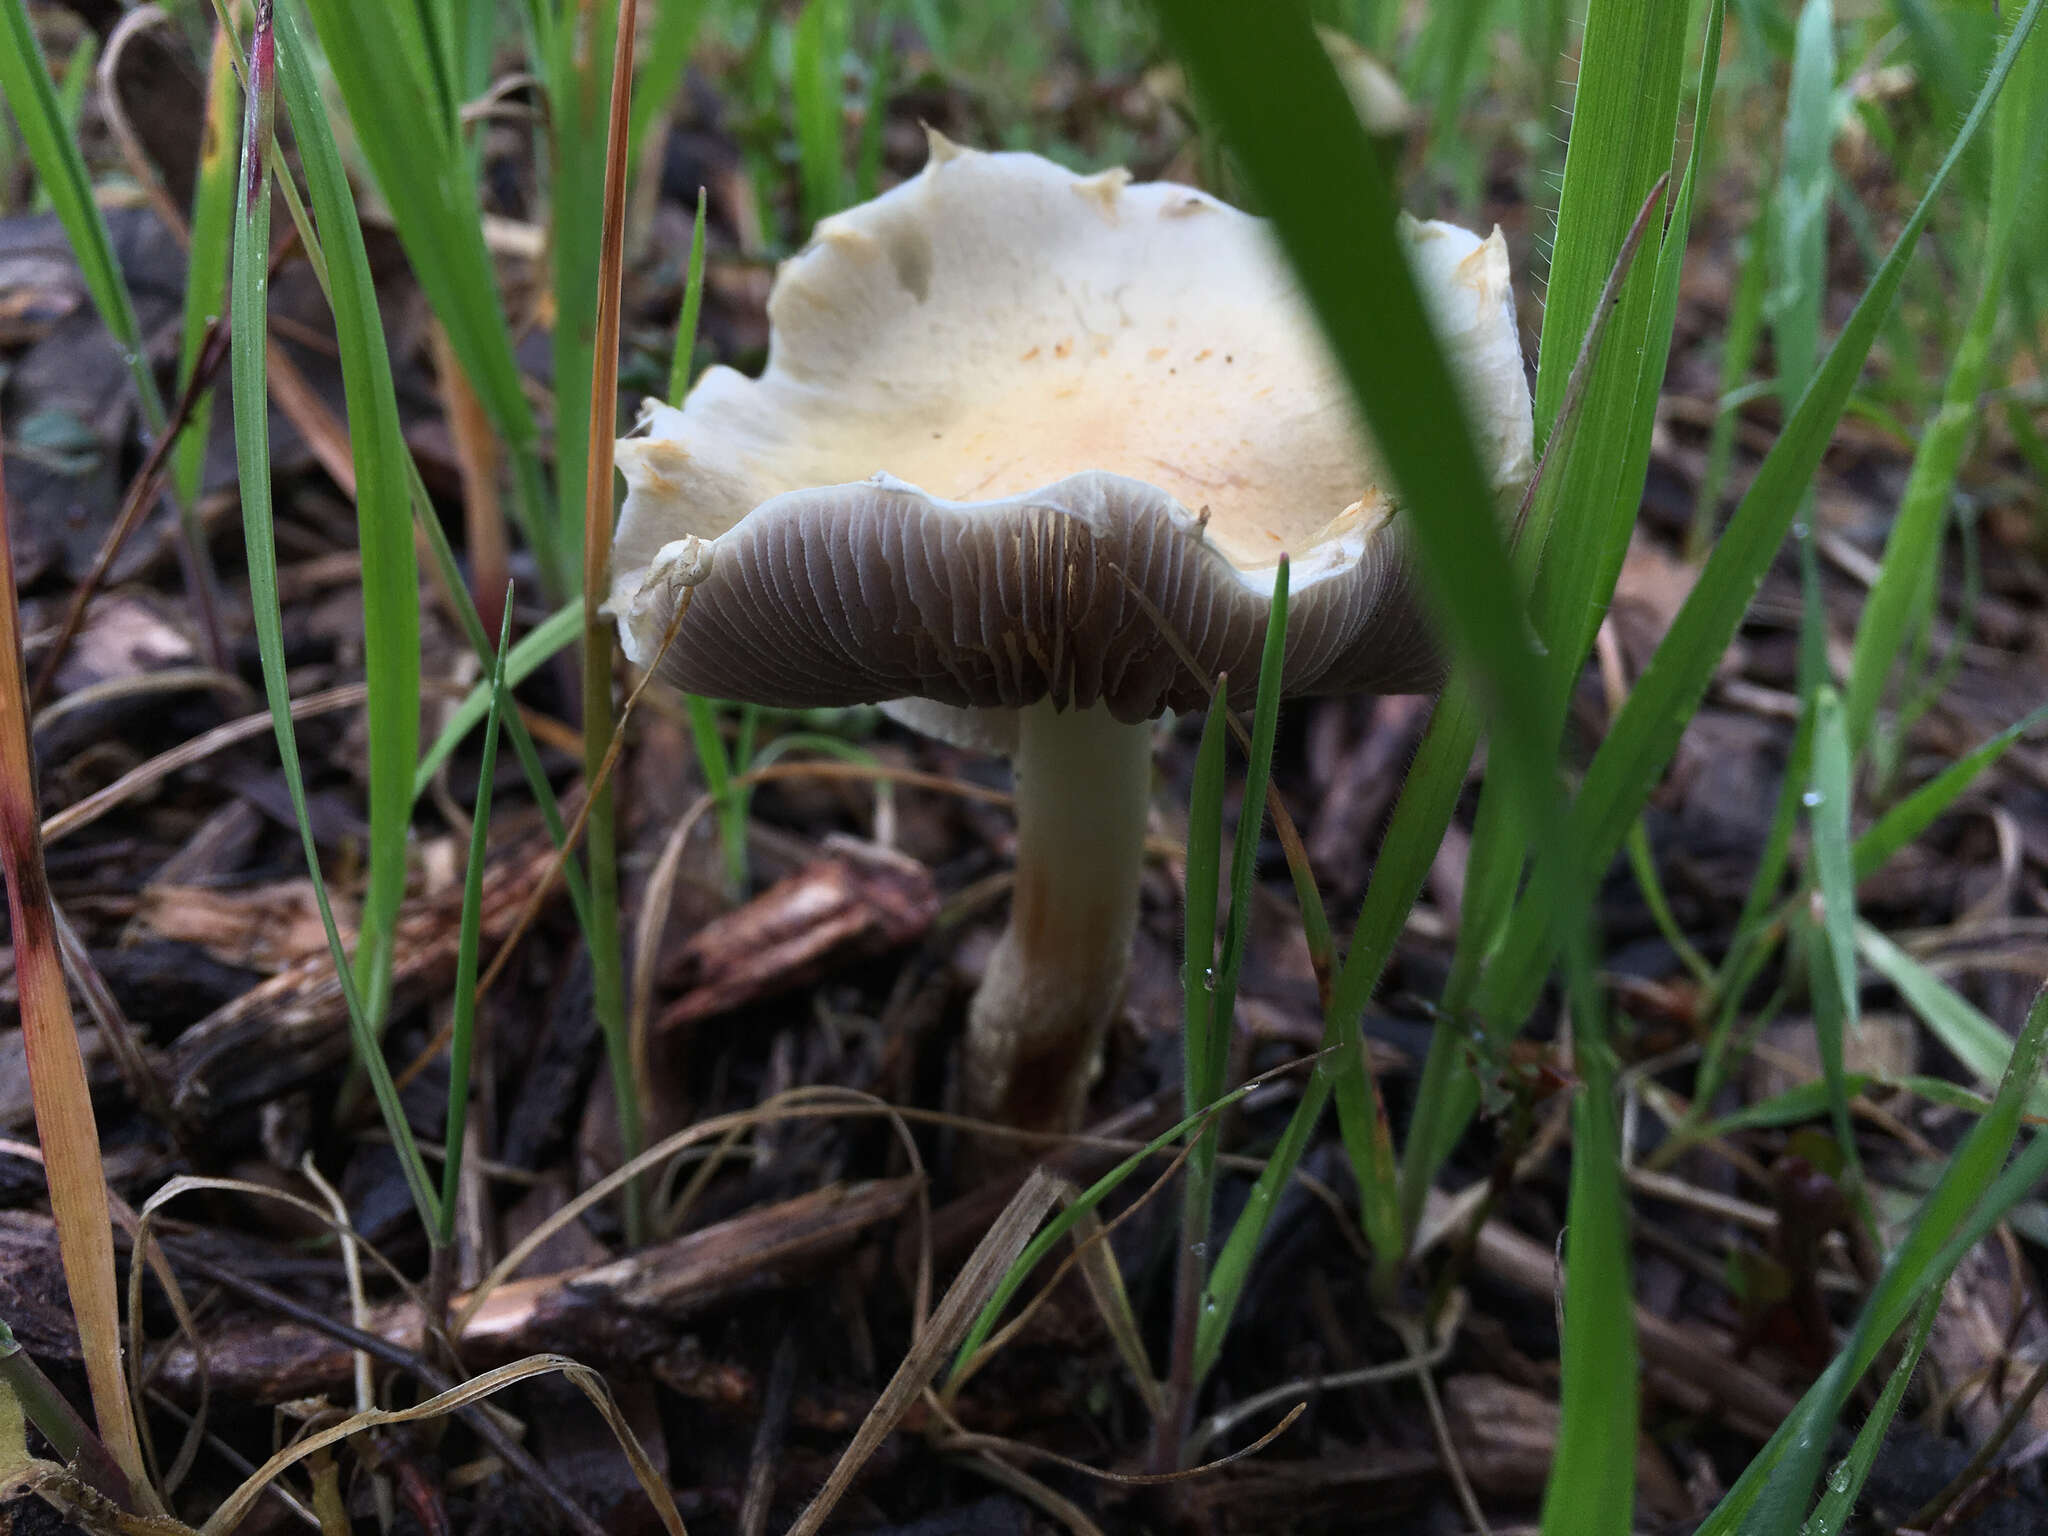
(612, 138), (1533, 729)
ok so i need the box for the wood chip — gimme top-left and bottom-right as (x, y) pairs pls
(151, 1177), (919, 1402)
(135, 879), (354, 974)
(167, 830), (560, 1125)
(657, 840), (937, 1031)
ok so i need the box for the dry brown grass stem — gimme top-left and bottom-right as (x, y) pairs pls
(0, 414), (159, 1511)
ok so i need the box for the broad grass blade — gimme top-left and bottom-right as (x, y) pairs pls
(1478, 0), (2045, 1026)
(230, 0), (439, 1234)
(273, 2), (424, 1035)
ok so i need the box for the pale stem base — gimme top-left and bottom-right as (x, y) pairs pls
(963, 701), (1153, 1137)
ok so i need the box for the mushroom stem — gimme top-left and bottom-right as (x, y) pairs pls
(965, 700), (1154, 1136)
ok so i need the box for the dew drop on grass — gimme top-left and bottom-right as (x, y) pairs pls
(1802, 789), (1825, 807)
(1190, 1240), (1208, 1258)
(1201, 967), (1216, 991)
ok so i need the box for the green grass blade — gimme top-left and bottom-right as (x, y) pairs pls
(1199, 682), (1480, 1377)
(1690, 201), (1772, 557)
(0, 0), (167, 430)
(542, 0), (619, 588)
(1697, 985), (2048, 1532)
(48, 35), (97, 185)
(1842, 16), (2047, 753)
(437, 593), (514, 1243)
(230, 0), (438, 1235)
(412, 601), (584, 797)
(1168, 566), (1291, 1416)
(666, 186), (709, 407)
(1450, 0), (1715, 1055)
(1770, 0), (1835, 404)
(1855, 924), (2048, 1118)
(294, 0), (559, 590)
(1206, 561), (1290, 1106)
(214, 9), (589, 950)
(1520, 0), (1693, 709)
(1699, 1074), (1997, 1138)
(1538, 962), (1636, 1534)
(1148, 0), (1597, 1302)
(683, 693), (747, 897)
(1802, 1287), (1941, 1536)
(1853, 705), (2048, 880)
(1806, 687), (1861, 1176)
(1625, 817), (1712, 985)
(172, 24), (241, 510)
(1531, 0), (1687, 440)
(793, 0), (850, 227)
(406, 460), (595, 935)
(949, 1075), (1271, 1386)
(274, 0), (424, 1036)
(1167, 676), (1230, 1421)
(1149, 0), (1562, 888)
(1181, 687), (1230, 1127)
(1477, 0), (2044, 1026)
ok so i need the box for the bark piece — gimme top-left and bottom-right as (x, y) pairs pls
(166, 832), (559, 1125)
(658, 841), (936, 1031)
(151, 1178), (919, 1401)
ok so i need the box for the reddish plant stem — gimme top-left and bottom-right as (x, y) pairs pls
(0, 409), (158, 1509)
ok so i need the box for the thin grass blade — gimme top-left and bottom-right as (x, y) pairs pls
(1855, 925), (2048, 1118)
(1802, 1289), (1942, 1536)
(171, 23), (240, 513)
(666, 186), (709, 407)
(1853, 705), (2048, 880)
(438, 595), (515, 1243)
(1146, 0), (1560, 863)
(1806, 687), (1862, 1175)
(0, 0), (166, 429)
(1538, 958), (1635, 1534)
(1477, 0), (2045, 1026)
(580, 0), (645, 1240)
(1181, 687), (1230, 1126)
(1699, 983), (2048, 1532)
(1206, 559), (1289, 1102)
(1842, 16), (2048, 753)
(950, 1075), (1275, 1384)
(628, 0), (709, 166)
(1201, 683), (1481, 1377)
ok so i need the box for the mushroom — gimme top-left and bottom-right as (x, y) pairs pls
(612, 138), (1533, 1139)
